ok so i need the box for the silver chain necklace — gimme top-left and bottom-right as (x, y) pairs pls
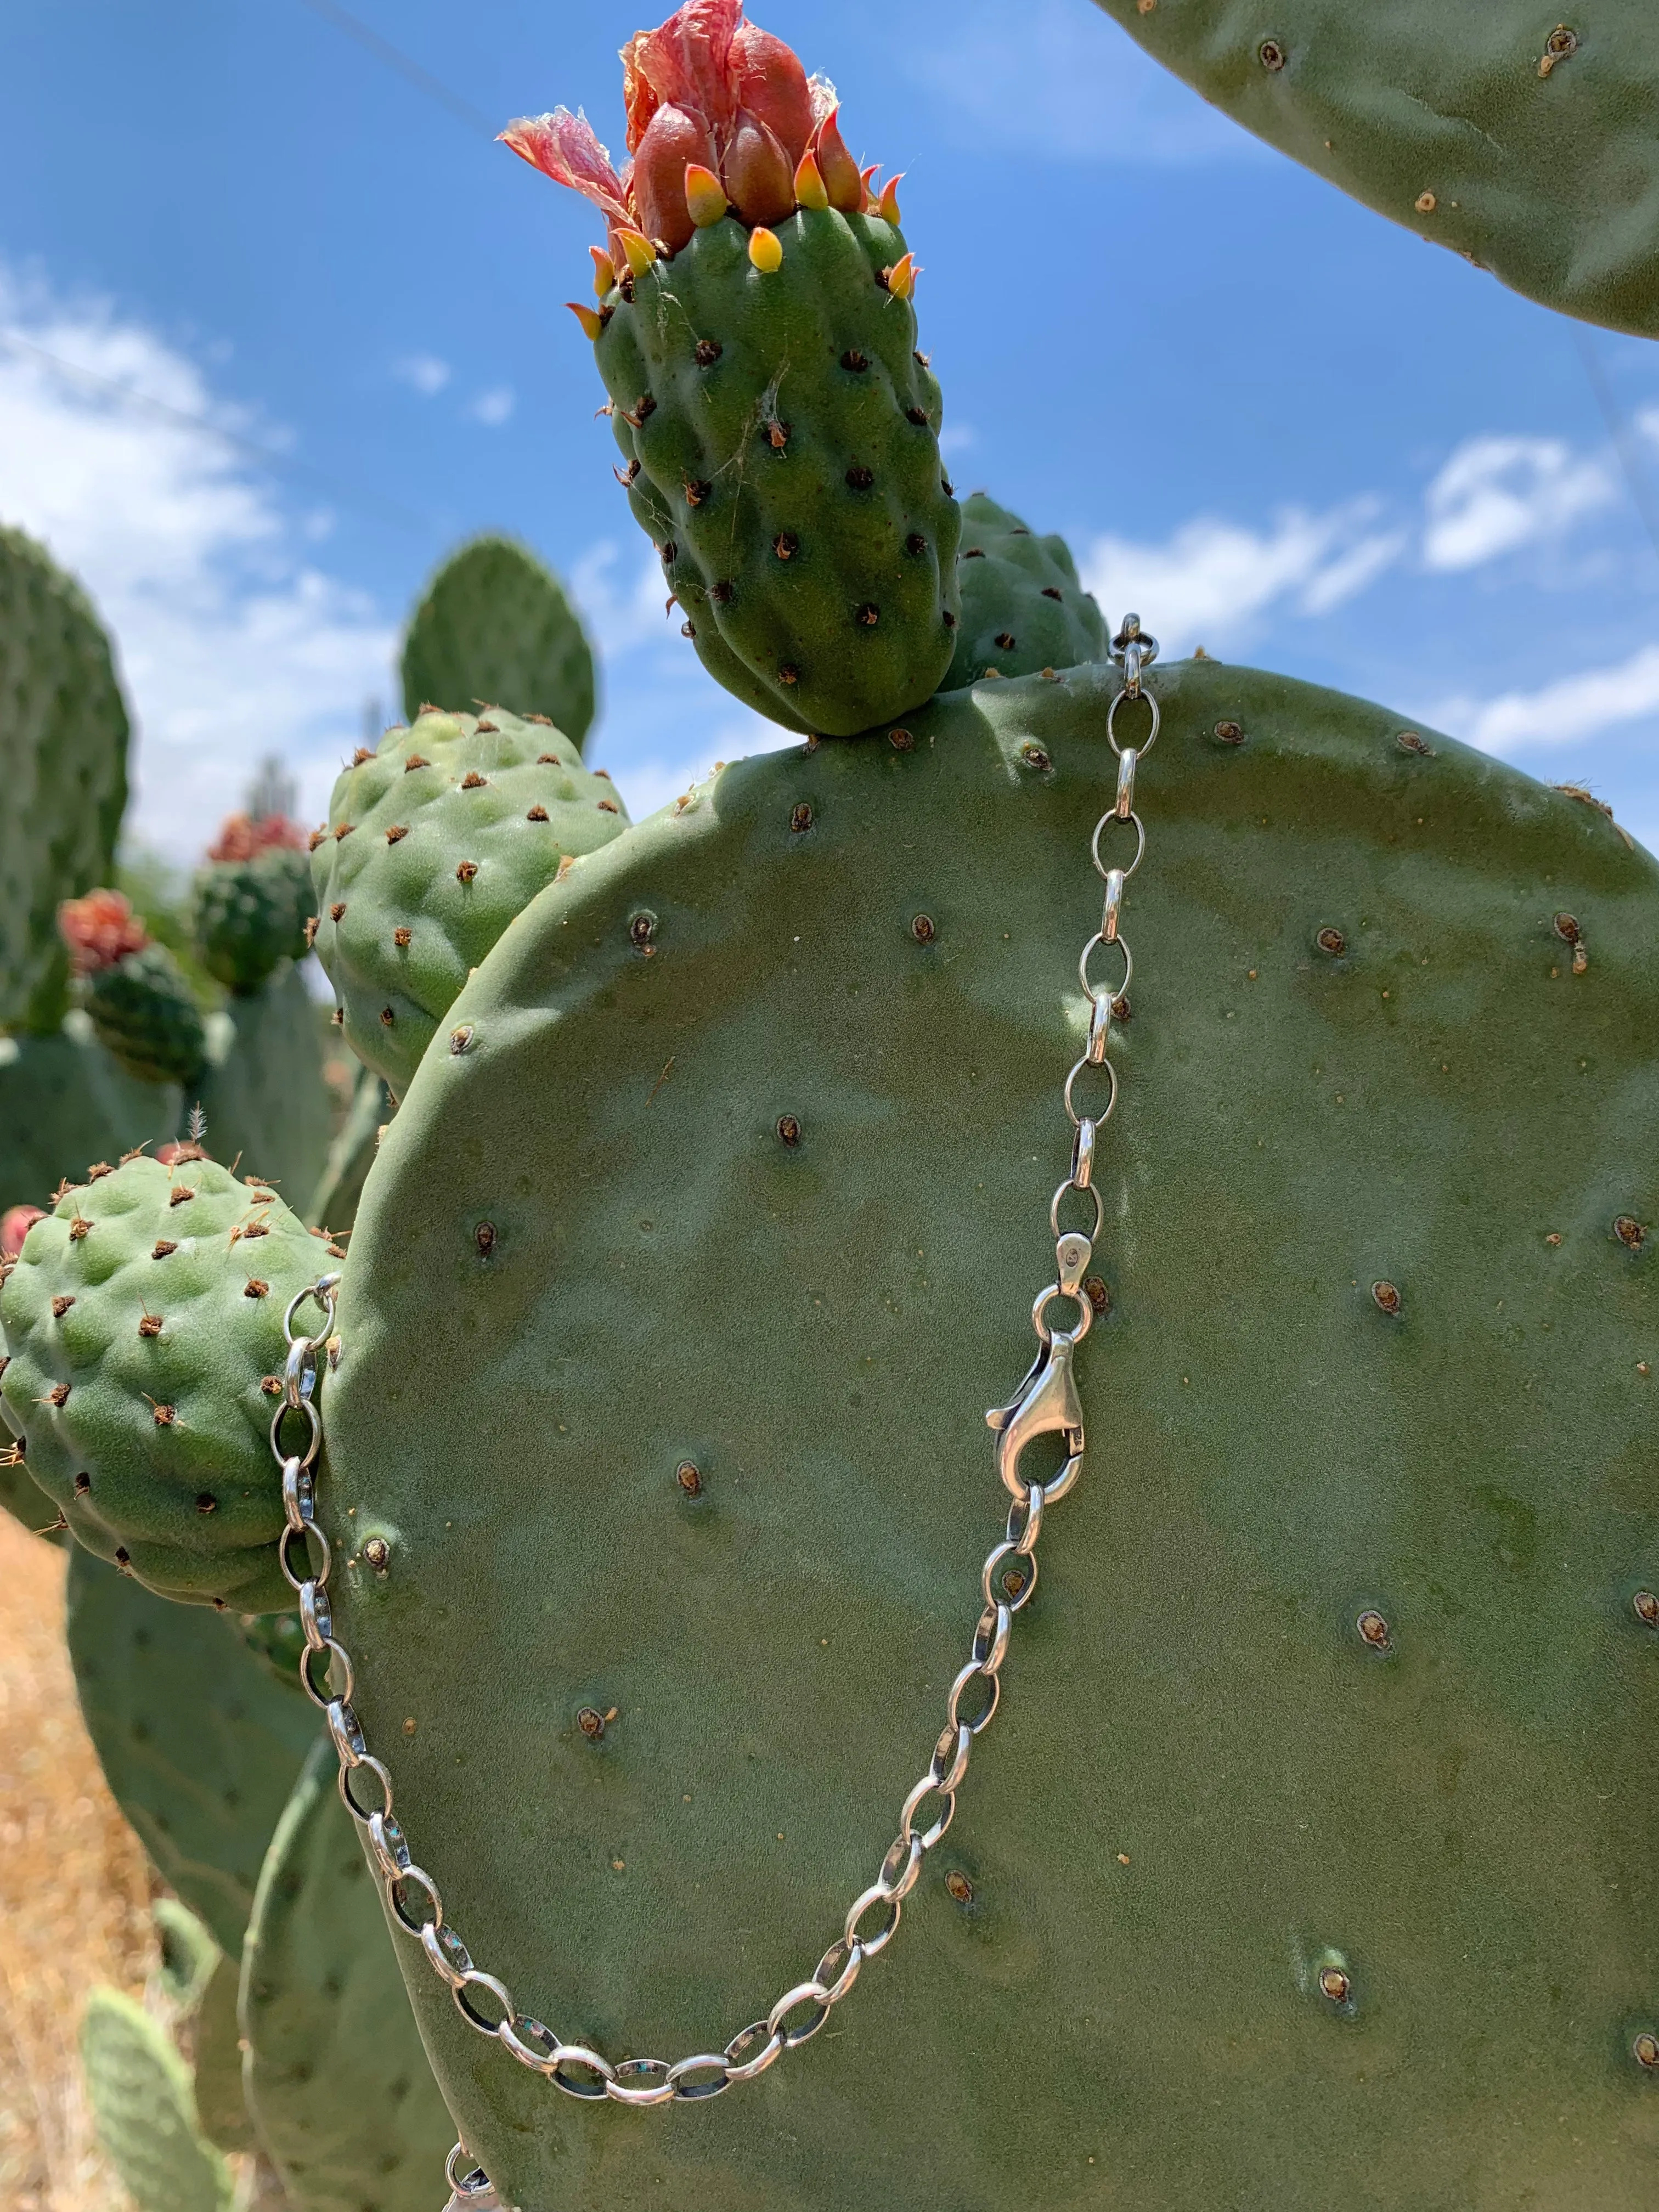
(272, 616), (1160, 2203)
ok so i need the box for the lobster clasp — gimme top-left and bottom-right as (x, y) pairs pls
(986, 1328), (1086, 1505)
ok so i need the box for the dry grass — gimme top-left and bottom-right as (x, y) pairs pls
(0, 1514), (155, 2212)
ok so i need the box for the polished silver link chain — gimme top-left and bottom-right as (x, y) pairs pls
(274, 617), (1158, 2199)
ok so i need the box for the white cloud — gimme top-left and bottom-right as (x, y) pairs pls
(468, 386), (515, 428)
(394, 352), (450, 396)
(1436, 642), (1659, 756)
(1080, 503), (1400, 654)
(1422, 434), (1613, 571)
(0, 263), (394, 858)
(902, 0), (1252, 165)
(938, 422), (978, 458)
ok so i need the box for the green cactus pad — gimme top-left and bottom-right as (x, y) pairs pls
(0, 1019), (180, 1218)
(86, 942), (208, 1090)
(193, 847), (315, 996)
(597, 209), (961, 736)
(0, 525), (130, 1035)
(1, 1153), (328, 1608)
(68, 1548), (319, 1954)
(402, 534), (597, 742)
(80, 1987), (232, 2212)
(235, 1605), (308, 1692)
(195, 963), (335, 1218)
(193, 1952), (261, 2155)
(325, 661), (1659, 2209)
(151, 1898), (221, 2016)
(241, 1736), (456, 2212)
(305, 1065), (391, 1235)
(310, 708), (628, 1096)
(0, 1444), (60, 1540)
(944, 493), (1108, 689)
(1094, 1), (1659, 338)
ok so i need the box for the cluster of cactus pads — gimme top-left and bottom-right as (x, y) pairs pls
(7, 5), (1659, 2211)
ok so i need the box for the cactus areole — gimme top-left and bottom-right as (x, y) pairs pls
(503, 1), (962, 738)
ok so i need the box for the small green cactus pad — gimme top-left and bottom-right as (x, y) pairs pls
(945, 493), (1107, 689)
(598, 210), (962, 736)
(0, 1020), (180, 1218)
(86, 942), (208, 1090)
(304, 1065), (392, 1235)
(235, 1605), (308, 1692)
(328, 663), (1659, 2209)
(195, 963), (335, 1222)
(241, 1737), (456, 2212)
(0, 525), (130, 1035)
(81, 1987), (232, 2212)
(68, 1548), (319, 1955)
(401, 534), (597, 742)
(193, 1952), (261, 2155)
(1, 1154), (327, 1609)
(193, 847), (315, 996)
(152, 1898), (221, 2016)
(311, 708), (629, 1097)
(1094, 1), (1659, 338)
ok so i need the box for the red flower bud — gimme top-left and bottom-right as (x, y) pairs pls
(810, 105), (863, 213)
(59, 889), (148, 976)
(723, 114), (794, 227)
(634, 104), (719, 251)
(731, 22), (813, 170)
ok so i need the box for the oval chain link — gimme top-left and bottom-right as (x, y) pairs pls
(279, 622), (1159, 2184)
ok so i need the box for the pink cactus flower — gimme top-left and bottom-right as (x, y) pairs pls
(58, 889), (148, 977)
(1, 1205), (44, 1262)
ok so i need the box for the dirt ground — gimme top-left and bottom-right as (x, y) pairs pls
(0, 1513), (154, 2212)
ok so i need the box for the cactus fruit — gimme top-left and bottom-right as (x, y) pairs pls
(241, 1737), (456, 2212)
(0, 524), (131, 1035)
(80, 1987), (233, 2212)
(67, 1548), (319, 1954)
(323, 659), (1659, 2208)
(0, 1018), (181, 1219)
(1092, 2), (1659, 339)
(1, 1153), (329, 1609)
(309, 707), (629, 1096)
(192, 812), (315, 996)
(61, 889), (208, 1090)
(402, 535), (597, 742)
(944, 493), (1108, 690)
(505, 3), (962, 737)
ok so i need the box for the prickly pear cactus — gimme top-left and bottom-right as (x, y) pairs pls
(68, 1547), (319, 1954)
(61, 890), (208, 1090)
(241, 1737), (457, 2212)
(506, 3), (962, 736)
(0, 524), (131, 1035)
(309, 708), (628, 1096)
(192, 814), (315, 996)
(80, 1988), (233, 2212)
(1, 1153), (327, 1608)
(305, 1064), (391, 1234)
(195, 963), (336, 1217)
(323, 659), (1659, 2209)
(944, 493), (1107, 689)
(0, 1017), (180, 1218)
(1093, 1), (1659, 338)
(152, 1898), (221, 2016)
(193, 1951), (262, 2155)
(402, 535), (597, 742)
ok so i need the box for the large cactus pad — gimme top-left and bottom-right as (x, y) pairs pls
(1094, 1), (1659, 338)
(0, 525), (130, 1034)
(68, 1548), (319, 1954)
(241, 1737), (456, 2212)
(401, 534), (596, 742)
(325, 661), (1659, 2208)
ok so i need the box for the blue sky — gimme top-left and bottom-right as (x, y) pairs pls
(4, 0), (1658, 858)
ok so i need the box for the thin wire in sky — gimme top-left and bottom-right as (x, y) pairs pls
(292, 0), (501, 139)
(1574, 330), (1659, 574)
(0, 327), (434, 535)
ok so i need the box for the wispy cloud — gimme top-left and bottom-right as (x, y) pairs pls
(0, 263), (394, 857)
(1436, 642), (1659, 756)
(1080, 503), (1401, 654)
(393, 352), (450, 396)
(901, 0), (1254, 166)
(1421, 434), (1613, 571)
(468, 385), (515, 428)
